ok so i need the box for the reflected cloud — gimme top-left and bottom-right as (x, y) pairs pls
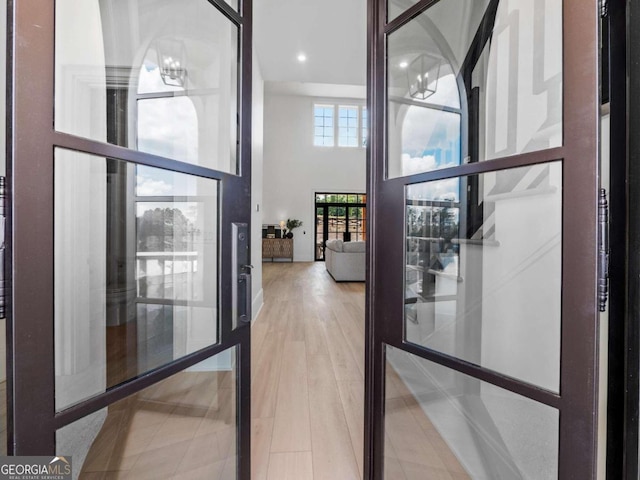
(407, 177), (460, 202)
(402, 153), (437, 174)
(399, 105), (461, 176)
(137, 95), (199, 163)
(135, 165), (201, 197)
(136, 175), (173, 196)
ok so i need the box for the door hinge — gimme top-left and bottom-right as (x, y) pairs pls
(598, 188), (610, 312)
(600, 0), (608, 18)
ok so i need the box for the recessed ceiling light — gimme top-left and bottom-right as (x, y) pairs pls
(297, 53), (307, 63)
(399, 61), (409, 69)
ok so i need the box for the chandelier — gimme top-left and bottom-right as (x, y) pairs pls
(407, 53), (440, 100)
(156, 38), (188, 87)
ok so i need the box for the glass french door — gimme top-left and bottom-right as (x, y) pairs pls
(366, 0), (601, 478)
(9, 0), (253, 478)
(314, 193), (367, 260)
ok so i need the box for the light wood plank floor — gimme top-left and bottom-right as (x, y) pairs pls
(78, 368), (238, 479)
(75, 261), (469, 479)
(251, 262), (364, 480)
(252, 262), (469, 480)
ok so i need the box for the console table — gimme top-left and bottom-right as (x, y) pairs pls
(262, 238), (294, 262)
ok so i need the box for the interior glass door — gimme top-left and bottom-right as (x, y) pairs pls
(9, 0), (252, 478)
(366, 0), (601, 478)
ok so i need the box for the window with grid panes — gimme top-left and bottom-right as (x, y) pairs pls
(338, 106), (359, 147)
(314, 105), (334, 146)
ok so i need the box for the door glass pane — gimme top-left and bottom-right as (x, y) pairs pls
(55, 0), (239, 174)
(405, 162), (561, 392)
(57, 347), (237, 479)
(316, 207), (325, 260)
(387, 0), (562, 179)
(328, 206), (346, 241)
(349, 207), (366, 242)
(54, 148), (219, 411)
(387, 0), (421, 22)
(384, 346), (558, 479)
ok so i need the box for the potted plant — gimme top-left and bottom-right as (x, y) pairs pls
(285, 218), (303, 238)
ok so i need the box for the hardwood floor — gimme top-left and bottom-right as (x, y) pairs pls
(252, 262), (364, 480)
(252, 262), (469, 480)
(77, 368), (238, 479)
(75, 261), (469, 479)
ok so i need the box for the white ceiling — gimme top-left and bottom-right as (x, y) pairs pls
(253, 0), (367, 88)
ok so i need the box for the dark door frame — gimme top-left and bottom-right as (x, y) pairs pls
(606, 0), (640, 478)
(365, 0), (601, 478)
(8, 0), (252, 477)
(627, 0), (640, 474)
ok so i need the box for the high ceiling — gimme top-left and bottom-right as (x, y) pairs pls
(253, 0), (367, 87)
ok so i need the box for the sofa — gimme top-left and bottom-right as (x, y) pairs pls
(324, 239), (365, 282)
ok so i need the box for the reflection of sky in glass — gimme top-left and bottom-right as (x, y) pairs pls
(137, 58), (200, 164)
(137, 96), (199, 164)
(407, 178), (460, 202)
(136, 165), (199, 197)
(401, 107), (461, 177)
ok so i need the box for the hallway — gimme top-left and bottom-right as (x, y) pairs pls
(251, 262), (365, 480)
(251, 262), (469, 480)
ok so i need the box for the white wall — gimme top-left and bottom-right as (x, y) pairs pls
(252, 56), (265, 318)
(262, 90), (366, 262)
